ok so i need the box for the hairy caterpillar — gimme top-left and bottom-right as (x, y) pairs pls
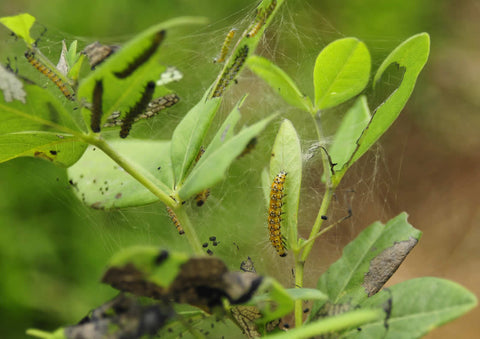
(114, 30), (165, 79)
(90, 80), (103, 132)
(246, 0), (277, 38)
(166, 206), (184, 235)
(103, 93), (179, 128)
(193, 146), (210, 207)
(212, 45), (249, 98)
(195, 189), (211, 207)
(268, 170), (287, 257)
(119, 81), (156, 138)
(214, 28), (237, 63)
(24, 51), (74, 100)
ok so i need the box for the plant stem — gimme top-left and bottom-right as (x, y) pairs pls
(85, 135), (174, 207)
(174, 206), (204, 255)
(301, 185), (334, 261)
(84, 135), (204, 255)
(294, 256), (305, 328)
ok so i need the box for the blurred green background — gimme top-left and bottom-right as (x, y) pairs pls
(1, 0), (479, 338)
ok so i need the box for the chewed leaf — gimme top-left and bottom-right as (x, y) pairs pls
(0, 13), (36, 46)
(347, 33), (430, 167)
(309, 213), (421, 321)
(28, 294), (175, 339)
(329, 96), (370, 176)
(247, 55), (313, 112)
(67, 140), (173, 209)
(343, 278), (478, 338)
(102, 247), (263, 312)
(0, 65), (26, 103)
(314, 38), (371, 110)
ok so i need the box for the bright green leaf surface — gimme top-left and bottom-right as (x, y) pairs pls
(348, 33), (430, 166)
(0, 13), (36, 46)
(247, 55), (313, 112)
(67, 139), (173, 209)
(77, 17), (206, 131)
(329, 96), (370, 174)
(343, 278), (478, 339)
(310, 213), (421, 320)
(170, 95), (222, 186)
(0, 84), (86, 166)
(267, 309), (383, 339)
(269, 119), (302, 251)
(197, 95), (246, 167)
(252, 278), (295, 324)
(314, 38), (370, 111)
(179, 115), (275, 200)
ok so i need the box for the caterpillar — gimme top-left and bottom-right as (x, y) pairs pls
(214, 28), (237, 63)
(102, 93), (179, 128)
(195, 189), (210, 207)
(212, 45), (249, 98)
(114, 30), (165, 79)
(193, 146), (210, 207)
(119, 81), (156, 138)
(246, 0), (277, 38)
(166, 206), (185, 235)
(268, 170), (287, 257)
(90, 80), (103, 132)
(24, 50), (74, 100)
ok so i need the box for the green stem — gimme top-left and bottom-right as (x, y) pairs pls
(174, 206), (204, 255)
(301, 186), (334, 261)
(84, 135), (174, 207)
(294, 257), (305, 328)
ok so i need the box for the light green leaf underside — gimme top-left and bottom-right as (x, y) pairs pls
(67, 139), (172, 209)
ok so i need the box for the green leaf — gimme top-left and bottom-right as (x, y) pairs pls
(170, 95), (222, 186)
(0, 13), (36, 46)
(67, 139), (173, 209)
(0, 84), (86, 166)
(246, 55), (313, 112)
(310, 213), (421, 320)
(314, 38), (371, 110)
(348, 33), (430, 166)
(196, 95), (246, 168)
(251, 278), (295, 324)
(343, 278), (478, 338)
(329, 96), (371, 174)
(77, 17), (206, 132)
(266, 309), (384, 339)
(178, 114), (275, 200)
(269, 119), (302, 252)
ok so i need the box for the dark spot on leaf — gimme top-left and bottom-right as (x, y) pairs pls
(49, 150), (57, 155)
(90, 202), (104, 210)
(363, 237), (418, 296)
(155, 250), (169, 265)
(202, 243), (208, 248)
(207, 249), (213, 256)
(303, 308), (310, 313)
(34, 151), (54, 162)
(212, 241), (218, 246)
(209, 236), (216, 241)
